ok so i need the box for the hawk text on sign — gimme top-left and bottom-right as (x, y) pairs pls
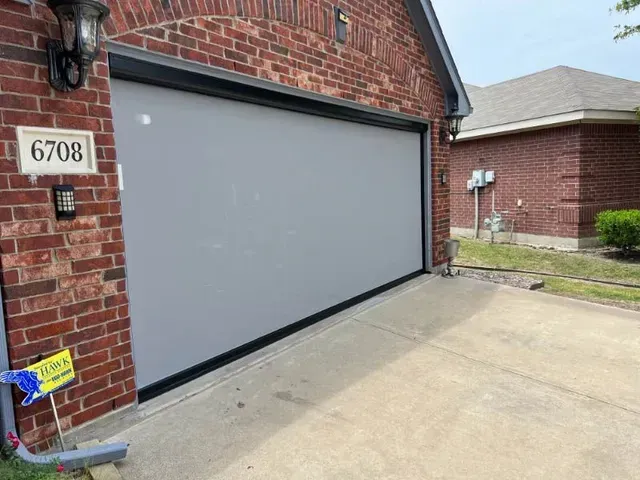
(0, 350), (76, 406)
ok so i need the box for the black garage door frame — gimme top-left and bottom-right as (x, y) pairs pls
(107, 42), (434, 402)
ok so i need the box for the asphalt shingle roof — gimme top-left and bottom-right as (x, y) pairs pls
(462, 66), (640, 132)
(463, 83), (482, 94)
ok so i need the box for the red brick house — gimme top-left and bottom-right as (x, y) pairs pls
(451, 67), (640, 248)
(0, 0), (469, 450)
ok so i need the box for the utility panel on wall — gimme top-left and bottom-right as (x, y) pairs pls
(472, 169), (486, 188)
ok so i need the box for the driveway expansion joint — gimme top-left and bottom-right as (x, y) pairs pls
(351, 317), (640, 417)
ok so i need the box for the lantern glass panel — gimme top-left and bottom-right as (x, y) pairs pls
(59, 9), (77, 52)
(80, 7), (100, 55)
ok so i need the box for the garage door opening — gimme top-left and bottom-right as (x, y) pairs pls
(110, 54), (431, 401)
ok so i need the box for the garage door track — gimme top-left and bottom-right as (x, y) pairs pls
(107, 276), (640, 479)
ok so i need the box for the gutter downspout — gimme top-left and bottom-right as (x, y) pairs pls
(0, 286), (17, 440)
(0, 287), (129, 470)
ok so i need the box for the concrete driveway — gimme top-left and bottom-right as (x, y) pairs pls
(106, 276), (640, 479)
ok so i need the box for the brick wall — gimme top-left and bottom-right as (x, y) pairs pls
(0, 1), (134, 451)
(577, 123), (640, 237)
(450, 123), (640, 242)
(451, 125), (582, 239)
(1, 0), (450, 449)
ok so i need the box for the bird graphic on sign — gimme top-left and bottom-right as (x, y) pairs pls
(0, 370), (44, 407)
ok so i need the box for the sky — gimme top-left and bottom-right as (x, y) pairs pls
(431, 0), (640, 87)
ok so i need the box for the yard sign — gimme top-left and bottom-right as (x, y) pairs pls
(0, 349), (75, 406)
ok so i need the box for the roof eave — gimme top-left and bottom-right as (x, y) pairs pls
(404, 0), (472, 117)
(456, 110), (640, 141)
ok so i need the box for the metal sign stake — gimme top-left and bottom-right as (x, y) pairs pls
(50, 393), (65, 451)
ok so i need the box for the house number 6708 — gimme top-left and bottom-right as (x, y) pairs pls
(30, 140), (83, 163)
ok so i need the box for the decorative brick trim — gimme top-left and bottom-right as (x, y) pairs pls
(107, 2), (442, 116)
(558, 201), (640, 226)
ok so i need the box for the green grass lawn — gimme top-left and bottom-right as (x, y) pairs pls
(0, 458), (65, 480)
(0, 444), (83, 480)
(455, 238), (640, 309)
(456, 238), (640, 285)
(542, 277), (640, 305)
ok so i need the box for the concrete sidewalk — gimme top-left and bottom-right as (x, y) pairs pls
(106, 276), (640, 479)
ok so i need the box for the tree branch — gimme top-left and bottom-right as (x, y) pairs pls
(612, 0), (640, 39)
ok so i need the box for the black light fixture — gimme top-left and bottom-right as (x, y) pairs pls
(47, 0), (110, 92)
(334, 6), (349, 44)
(439, 169), (447, 185)
(53, 185), (76, 220)
(439, 106), (464, 145)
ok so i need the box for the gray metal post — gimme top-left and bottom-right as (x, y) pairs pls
(0, 286), (17, 440)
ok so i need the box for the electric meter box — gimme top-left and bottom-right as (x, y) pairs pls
(486, 171), (495, 183)
(472, 169), (487, 187)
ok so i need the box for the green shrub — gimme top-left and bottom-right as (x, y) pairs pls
(595, 209), (640, 254)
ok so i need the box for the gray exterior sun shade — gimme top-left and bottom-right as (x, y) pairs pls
(111, 80), (423, 389)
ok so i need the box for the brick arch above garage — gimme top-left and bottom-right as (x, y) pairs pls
(103, 1), (444, 119)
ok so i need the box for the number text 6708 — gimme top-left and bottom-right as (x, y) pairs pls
(30, 140), (84, 163)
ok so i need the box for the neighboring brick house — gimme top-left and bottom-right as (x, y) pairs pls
(0, 0), (469, 450)
(451, 66), (640, 248)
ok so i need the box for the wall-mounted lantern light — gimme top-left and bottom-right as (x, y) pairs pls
(53, 185), (76, 220)
(334, 7), (349, 44)
(47, 0), (110, 92)
(439, 107), (464, 145)
(439, 169), (447, 185)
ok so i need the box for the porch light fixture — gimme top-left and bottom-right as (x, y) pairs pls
(439, 107), (464, 145)
(47, 0), (110, 92)
(334, 7), (349, 44)
(53, 185), (76, 220)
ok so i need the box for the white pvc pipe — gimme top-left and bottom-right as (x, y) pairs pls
(490, 188), (495, 244)
(474, 187), (479, 239)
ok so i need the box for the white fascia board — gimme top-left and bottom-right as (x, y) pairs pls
(457, 110), (639, 141)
